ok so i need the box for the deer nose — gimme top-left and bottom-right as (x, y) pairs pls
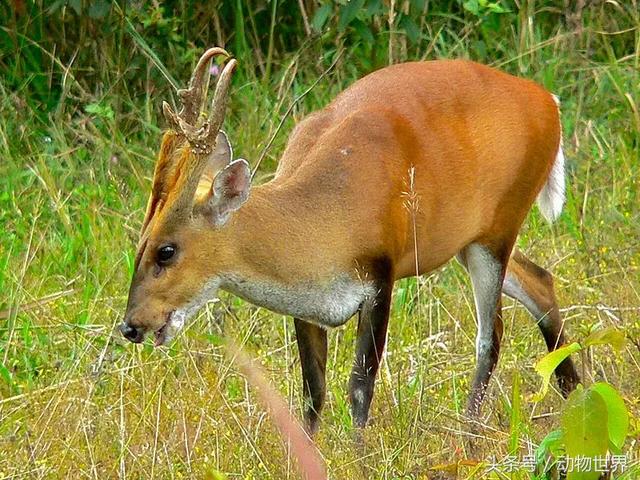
(119, 322), (144, 343)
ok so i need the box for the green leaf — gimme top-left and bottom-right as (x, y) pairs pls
(584, 326), (625, 352)
(590, 382), (628, 450)
(366, 0), (385, 16)
(533, 342), (582, 401)
(204, 468), (227, 480)
(509, 371), (521, 454)
(481, 10), (502, 31)
(85, 102), (114, 120)
(410, 0), (425, 13)
(0, 361), (14, 389)
(351, 18), (374, 44)
(311, 3), (333, 32)
(399, 15), (420, 44)
(205, 333), (225, 346)
(463, 0), (480, 16)
(123, 250), (135, 278)
(68, 0), (82, 15)
(394, 287), (407, 311)
(338, 0), (364, 32)
(486, 1), (509, 14)
(562, 387), (609, 480)
(88, 0), (111, 19)
(47, 0), (66, 13)
(536, 429), (564, 466)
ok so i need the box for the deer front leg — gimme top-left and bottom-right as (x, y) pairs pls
(349, 277), (393, 428)
(294, 318), (328, 435)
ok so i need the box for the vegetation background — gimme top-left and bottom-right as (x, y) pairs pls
(0, 0), (638, 478)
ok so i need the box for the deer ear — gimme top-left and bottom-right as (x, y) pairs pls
(207, 159), (251, 225)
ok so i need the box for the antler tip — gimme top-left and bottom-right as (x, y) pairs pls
(203, 46), (231, 59)
(162, 101), (178, 126)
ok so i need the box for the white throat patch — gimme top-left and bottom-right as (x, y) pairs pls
(221, 274), (374, 327)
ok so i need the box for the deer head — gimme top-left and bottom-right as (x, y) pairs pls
(120, 48), (251, 345)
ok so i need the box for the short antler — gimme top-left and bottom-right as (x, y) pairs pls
(163, 48), (237, 156)
(160, 48), (238, 221)
(163, 48), (227, 128)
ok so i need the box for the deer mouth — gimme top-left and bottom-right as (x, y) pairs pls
(154, 310), (186, 347)
(154, 319), (170, 347)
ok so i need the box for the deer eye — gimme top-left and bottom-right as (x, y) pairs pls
(157, 244), (177, 265)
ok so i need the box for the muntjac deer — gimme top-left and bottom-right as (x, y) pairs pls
(121, 47), (580, 433)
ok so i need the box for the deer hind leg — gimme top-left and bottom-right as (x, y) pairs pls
(503, 249), (580, 396)
(458, 242), (507, 418)
(294, 318), (328, 435)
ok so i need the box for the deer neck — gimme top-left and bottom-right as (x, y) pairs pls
(217, 183), (373, 326)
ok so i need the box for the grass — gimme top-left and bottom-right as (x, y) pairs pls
(1, 2), (639, 478)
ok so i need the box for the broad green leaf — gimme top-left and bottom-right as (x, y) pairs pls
(481, 10), (502, 31)
(562, 387), (609, 480)
(311, 3), (332, 32)
(399, 15), (420, 44)
(338, 0), (364, 32)
(410, 0), (425, 13)
(69, 0), (82, 15)
(351, 18), (374, 44)
(590, 382), (628, 450)
(583, 327), (625, 352)
(533, 342), (581, 401)
(365, 0), (385, 17)
(463, 0), (480, 16)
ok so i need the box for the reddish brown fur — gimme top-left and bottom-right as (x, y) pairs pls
(224, 61), (559, 283)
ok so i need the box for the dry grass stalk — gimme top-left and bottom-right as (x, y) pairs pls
(225, 340), (327, 480)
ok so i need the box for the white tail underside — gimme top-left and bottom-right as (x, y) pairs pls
(536, 95), (565, 222)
